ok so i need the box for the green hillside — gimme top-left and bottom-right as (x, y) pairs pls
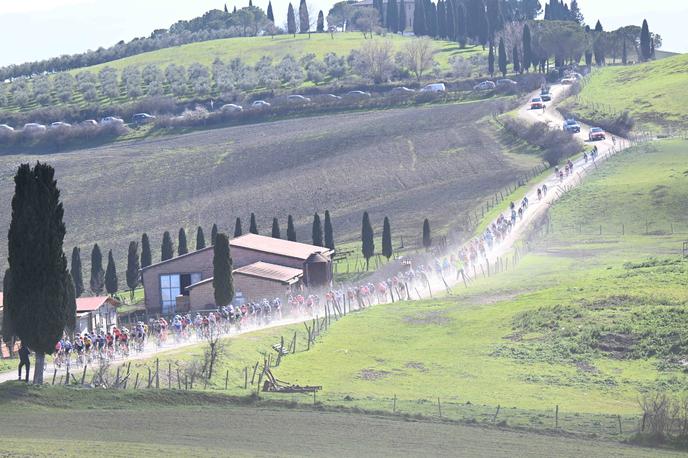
(75, 33), (475, 75)
(272, 140), (688, 421)
(564, 54), (688, 132)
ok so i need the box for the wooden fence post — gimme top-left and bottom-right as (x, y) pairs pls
(555, 405), (559, 428)
(437, 397), (442, 418)
(225, 370), (229, 390)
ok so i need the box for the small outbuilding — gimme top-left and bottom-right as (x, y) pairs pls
(75, 296), (120, 334)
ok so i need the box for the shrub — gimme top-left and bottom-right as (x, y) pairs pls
(501, 116), (582, 166)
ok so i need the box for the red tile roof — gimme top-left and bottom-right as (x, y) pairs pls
(234, 262), (303, 284)
(75, 296), (119, 312)
(230, 234), (332, 261)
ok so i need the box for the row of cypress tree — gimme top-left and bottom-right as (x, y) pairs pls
(360, 213), (432, 270)
(68, 211), (338, 298)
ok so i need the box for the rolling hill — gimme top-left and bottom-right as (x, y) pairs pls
(271, 139), (688, 420)
(563, 53), (688, 133)
(0, 98), (540, 277)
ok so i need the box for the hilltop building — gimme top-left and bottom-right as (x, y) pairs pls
(140, 234), (334, 315)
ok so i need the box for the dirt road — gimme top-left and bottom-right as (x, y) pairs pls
(0, 85), (629, 384)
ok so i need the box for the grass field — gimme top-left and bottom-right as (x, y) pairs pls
(263, 139), (688, 426)
(0, 384), (676, 457)
(0, 98), (540, 277)
(562, 54), (688, 133)
(75, 33), (478, 76)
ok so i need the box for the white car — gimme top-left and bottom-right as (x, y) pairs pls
(50, 121), (72, 129)
(23, 123), (47, 132)
(345, 90), (371, 99)
(100, 116), (124, 125)
(390, 86), (416, 95)
(287, 95), (311, 103)
(322, 93), (342, 101)
(473, 81), (496, 91)
(251, 100), (271, 108)
(0, 124), (15, 132)
(421, 83), (446, 93)
(496, 79), (517, 87)
(221, 104), (243, 112)
(81, 119), (99, 127)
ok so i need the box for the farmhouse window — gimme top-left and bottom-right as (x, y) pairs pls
(160, 274), (180, 314)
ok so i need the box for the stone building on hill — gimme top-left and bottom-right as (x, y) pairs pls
(140, 234), (334, 315)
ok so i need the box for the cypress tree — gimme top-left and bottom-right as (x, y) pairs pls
(90, 243), (104, 294)
(267, 0), (275, 22)
(486, 0), (503, 39)
(513, 44), (521, 73)
(233, 5), (237, 13)
(213, 233), (234, 307)
(105, 249), (118, 295)
(477, 0), (489, 47)
(299, 0), (310, 33)
(272, 218), (281, 239)
(234, 218), (243, 237)
(317, 10), (325, 32)
(622, 39), (627, 65)
(361, 212), (375, 270)
(522, 23), (532, 72)
(445, 0), (454, 39)
(249, 0), (253, 7)
(387, 0), (399, 32)
(70, 247), (84, 298)
(140, 233), (152, 269)
(287, 215), (297, 241)
(413, 0), (426, 36)
(211, 223), (218, 245)
(312, 213), (323, 247)
(594, 20), (603, 32)
(456, 2), (467, 47)
(249, 213), (258, 234)
(422, 218), (432, 250)
(6, 163), (73, 383)
(161, 231), (174, 261)
(427, 0), (438, 37)
(382, 216), (393, 260)
(498, 37), (507, 77)
(224, 3), (228, 13)
(126, 241), (140, 301)
(287, 3), (297, 36)
(324, 210), (335, 250)
(640, 19), (652, 61)
(488, 43), (495, 76)
(398, 0), (407, 33)
(437, 0), (446, 39)
(178, 227), (188, 255)
(196, 226), (206, 250)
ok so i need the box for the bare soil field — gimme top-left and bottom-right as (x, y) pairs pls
(0, 100), (539, 273)
(0, 386), (676, 457)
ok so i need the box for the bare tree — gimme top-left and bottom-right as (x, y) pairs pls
(354, 7), (379, 39)
(203, 325), (225, 381)
(400, 37), (436, 82)
(352, 39), (396, 83)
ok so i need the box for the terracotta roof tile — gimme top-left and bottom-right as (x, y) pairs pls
(233, 262), (303, 283)
(230, 234), (332, 260)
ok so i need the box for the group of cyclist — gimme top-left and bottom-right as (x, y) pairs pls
(49, 154), (593, 372)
